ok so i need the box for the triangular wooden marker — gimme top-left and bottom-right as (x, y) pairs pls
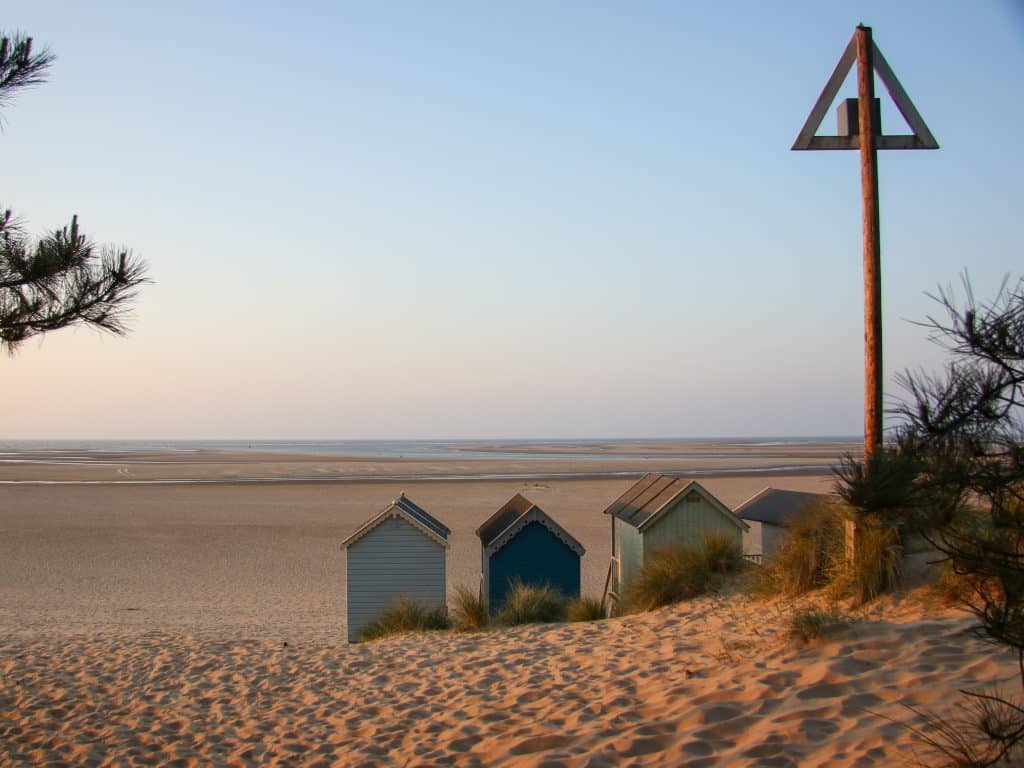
(792, 33), (938, 151)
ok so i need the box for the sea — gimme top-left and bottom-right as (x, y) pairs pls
(0, 437), (858, 460)
(0, 438), (861, 483)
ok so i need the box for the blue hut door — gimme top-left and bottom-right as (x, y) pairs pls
(488, 521), (580, 610)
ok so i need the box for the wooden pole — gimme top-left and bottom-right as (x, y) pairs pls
(793, 26), (939, 561)
(849, 25), (883, 562)
(856, 24), (883, 462)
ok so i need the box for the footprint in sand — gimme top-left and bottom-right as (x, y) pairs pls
(682, 739), (714, 757)
(839, 691), (883, 716)
(694, 702), (745, 725)
(827, 657), (876, 676)
(800, 717), (841, 742)
(741, 732), (787, 759)
(697, 714), (760, 740)
(796, 681), (847, 700)
(509, 734), (573, 755)
(758, 670), (800, 689)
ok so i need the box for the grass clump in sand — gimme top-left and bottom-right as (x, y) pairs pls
(848, 519), (902, 604)
(749, 500), (846, 598)
(567, 596), (606, 622)
(899, 691), (1024, 768)
(747, 499), (901, 606)
(623, 547), (711, 612)
(495, 580), (568, 626)
(703, 531), (746, 574)
(623, 533), (744, 613)
(451, 585), (490, 632)
(930, 559), (979, 608)
(357, 597), (450, 642)
(788, 607), (852, 643)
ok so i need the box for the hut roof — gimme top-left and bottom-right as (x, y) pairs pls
(340, 493), (450, 549)
(477, 493), (585, 557)
(603, 473), (748, 532)
(733, 488), (828, 527)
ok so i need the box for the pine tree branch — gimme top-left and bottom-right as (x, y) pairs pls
(0, 33), (55, 120)
(0, 211), (150, 353)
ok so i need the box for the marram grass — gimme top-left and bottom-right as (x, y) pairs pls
(495, 580), (569, 626)
(567, 596), (606, 622)
(357, 597), (450, 642)
(451, 585), (490, 632)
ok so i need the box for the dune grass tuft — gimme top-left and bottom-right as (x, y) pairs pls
(703, 531), (745, 574)
(357, 597), (450, 642)
(748, 500), (846, 598)
(622, 533), (745, 613)
(931, 559), (978, 607)
(788, 607), (851, 644)
(622, 546), (713, 613)
(495, 580), (568, 626)
(451, 585), (490, 632)
(849, 520), (902, 604)
(567, 596), (606, 622)
(747, 498), (903, 606)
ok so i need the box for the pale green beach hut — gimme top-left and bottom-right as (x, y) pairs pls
(604, 474), (748, 602)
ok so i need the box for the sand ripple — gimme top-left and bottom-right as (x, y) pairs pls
(0, 594), (1016, 767)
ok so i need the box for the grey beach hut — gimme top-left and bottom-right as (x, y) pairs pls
(734, 488), (827, 562)
(604, 474), (748, 603)
(340, 493), (449, 642)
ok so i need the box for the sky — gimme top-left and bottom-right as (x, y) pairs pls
(2, 1), (1022, 439)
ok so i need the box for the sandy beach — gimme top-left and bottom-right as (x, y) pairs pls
(4, 0), (1016, 762)
(1, 443), (1015, 766)
(0, 444), (842, 637)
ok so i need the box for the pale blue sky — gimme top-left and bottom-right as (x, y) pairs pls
(2, 2), (1022, 439)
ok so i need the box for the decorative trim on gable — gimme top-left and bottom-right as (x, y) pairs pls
(340, 504), (450, 550)
(639, 480), (749, 533)
(485, 506), (586, 558)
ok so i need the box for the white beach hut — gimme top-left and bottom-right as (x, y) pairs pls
(340, 494), (449, 642)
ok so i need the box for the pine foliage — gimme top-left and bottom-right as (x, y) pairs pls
(1, 31), (149, 353)
(0, 212), (148, 351)
(0, 32), (54, 116)
(835, 275), (1024, 765)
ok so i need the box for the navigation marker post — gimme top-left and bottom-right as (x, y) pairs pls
(792, 24), (938, 461)
(793, 25), (937, 561)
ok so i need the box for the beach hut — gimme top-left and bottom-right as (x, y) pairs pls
(734, 488), (828, 562)
(477, 494), (585, 611)
(340, 493), (449, 642)
(604, 474), (748, 600)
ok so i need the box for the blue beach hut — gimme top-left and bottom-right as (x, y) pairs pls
(476, 494), (585, 611)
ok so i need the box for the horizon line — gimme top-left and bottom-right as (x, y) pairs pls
(0, 434), (863, 443)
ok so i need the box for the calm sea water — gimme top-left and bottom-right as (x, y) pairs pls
(0, 438), (860, 483)
(0, 437), (857, 462)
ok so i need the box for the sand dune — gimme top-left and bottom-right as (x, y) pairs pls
(1, 589), (1016, 767)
